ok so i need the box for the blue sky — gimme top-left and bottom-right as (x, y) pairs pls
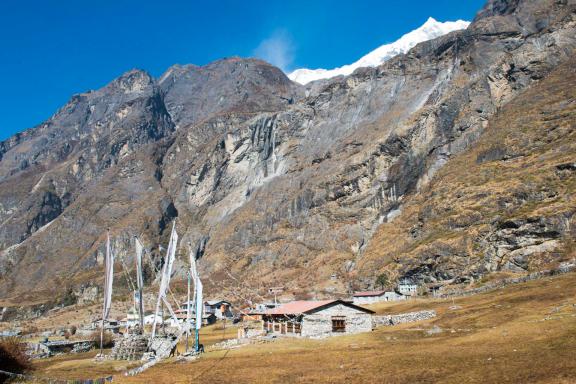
(0, 0), (485, 141)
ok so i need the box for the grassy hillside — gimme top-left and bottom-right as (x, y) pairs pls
(360, 59), (576, 285)
(27, 271), (576, 383)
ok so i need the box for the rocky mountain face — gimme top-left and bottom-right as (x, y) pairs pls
(1, 0), (575, 304)
(361, 59), (576, 286)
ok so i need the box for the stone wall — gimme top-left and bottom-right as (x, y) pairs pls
(438, 262), (576, 299)
(25, 340), (96, 358)
(373, 310), (437, 327)
(71, 341), (94, 353)
(237, 327), (265, 339)
(25, 342), (51, 359)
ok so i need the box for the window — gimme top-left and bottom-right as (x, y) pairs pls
(332, 316), (346, 332)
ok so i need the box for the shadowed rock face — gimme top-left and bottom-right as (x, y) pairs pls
(159, 58), (303, 129)
(0, 70), (174, 251)
(1, 0), (576, 301)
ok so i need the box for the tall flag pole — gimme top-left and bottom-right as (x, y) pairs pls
(186, 269), (191, 352)
(100, 229), (114, 356)
(195, 274), (203, 352)
(151, 221), (178, 340)
(135, 236), (145, 330)
(189, 245), (203, 352)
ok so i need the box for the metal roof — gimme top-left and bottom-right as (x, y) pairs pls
(205, 299), (231, 306)
(42, 340), (93, 347)
(265, 300), (374, 315)
(353, 290), (386, 297)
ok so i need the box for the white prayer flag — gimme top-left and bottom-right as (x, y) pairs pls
(102, 232), (114, 321)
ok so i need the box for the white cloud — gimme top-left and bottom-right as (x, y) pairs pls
(252, 30), (295, 72)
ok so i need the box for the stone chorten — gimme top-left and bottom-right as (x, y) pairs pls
(109, 325), (148, 361)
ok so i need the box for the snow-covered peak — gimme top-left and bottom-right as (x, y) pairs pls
(288, 17), (470, 85)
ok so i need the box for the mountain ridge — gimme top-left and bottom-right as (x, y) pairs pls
(288, 17), (470, 84)
(0, 0), (575, 306)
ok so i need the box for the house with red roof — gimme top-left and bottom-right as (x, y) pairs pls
(262, 299), (374, 337)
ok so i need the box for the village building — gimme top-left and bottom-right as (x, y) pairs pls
(167, 312), (192, 328)
(398, 280), (419, 296)
(204, 300), (233, 319)
(37, 339), (95, 356)
(255, 302), (279, 311)
(89, 318), (121, 333)
(240, 302), (281, 321)
(180, 300), (197, 312)
(239, 307), (262, 322)
(120, 307), (141, 328)
(427, 282), (445, 297)
(352, 290), (406, 305)
(262, 300), (374, 338)
(241, 312), (263, 322)
(143, 313), (164, 325)
(168, 310), (217, 327)
(202, 313), (217, 326)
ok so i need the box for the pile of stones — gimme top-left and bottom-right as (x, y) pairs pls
(109, 326), (149, 361)
(209, 338), (240, 351)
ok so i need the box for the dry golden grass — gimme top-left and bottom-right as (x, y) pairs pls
(28, 272), (576, 383)
(30, 350), (139, 381)
(175, 321), (240, 354)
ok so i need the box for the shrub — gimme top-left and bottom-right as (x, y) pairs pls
(60, 288), (77, 307)
(375, 273), (390, 290)
(90, 330), (114, 349)
(0, 337), (32, 381)
(69, 325), (77, 335)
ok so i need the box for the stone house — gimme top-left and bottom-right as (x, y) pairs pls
(241, 302), (279, 321)
(180, 300), (197, 313)
(262, 300), (374, 338)
(121, 307), (141, 328)
(353, 290), (406, 305)
(167, 312), (193, 328)
(202, 313), (217, 326)
(90, 318), (121, 333)
(240, 306), (265, 322)
(204, 300), (233, 319)
(255, 302), (279, 311)
(398, 280), (418, 296)
(143, 313), (164, 325)
(168, 311), (216, 327)
(41, 339), (95, 355)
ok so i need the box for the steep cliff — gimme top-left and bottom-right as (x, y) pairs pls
(361, 59), (576, 287)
